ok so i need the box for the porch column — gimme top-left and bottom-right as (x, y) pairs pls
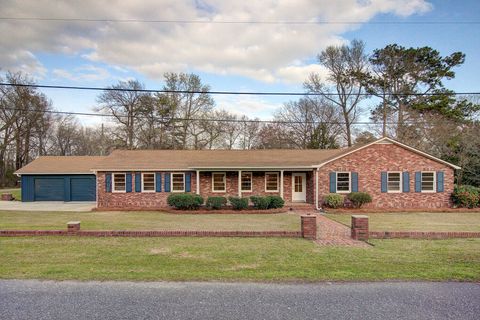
(196, 170), (200, 195)
(280, 170), (284, 199)
(238, 170), (242, 197)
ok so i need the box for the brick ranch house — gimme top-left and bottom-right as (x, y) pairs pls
(15, 137), (460, 209)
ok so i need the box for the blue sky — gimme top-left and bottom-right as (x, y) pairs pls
(1, 0), (479, 125)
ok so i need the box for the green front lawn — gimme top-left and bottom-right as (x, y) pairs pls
(0, 210), (299, 231)
(326, 212), (480, 232)
(0, 237), (478, 281)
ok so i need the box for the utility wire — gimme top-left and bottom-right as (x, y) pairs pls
(1, 83), (479, 97)
(0, 17), (478, 25)
(3, 106), (475, 125)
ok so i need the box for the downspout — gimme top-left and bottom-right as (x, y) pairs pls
(93, 170), (98, 209)
(315, 168), (320, 210)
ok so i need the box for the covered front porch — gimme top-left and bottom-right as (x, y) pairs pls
(191, 168), (315, 205)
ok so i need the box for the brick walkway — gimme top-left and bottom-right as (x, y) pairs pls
(315, 214), (369, 247)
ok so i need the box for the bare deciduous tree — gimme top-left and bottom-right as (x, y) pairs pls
(305, 39), (367, 146)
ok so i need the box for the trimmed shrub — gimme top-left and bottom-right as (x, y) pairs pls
(323, 194), (344, 209)
(250, 196), (270, 210)
(452, 185), (480, 208)
(266, 195), (285, 209)
(347, 192), (372, 208)
(167, 193), (204, 210)
(228, 197), (249, 210)
(206, 196), (227, 209)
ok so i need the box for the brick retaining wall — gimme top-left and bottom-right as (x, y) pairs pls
(0, 229), (301, 238)
(369, 231), (480, 239)
(0, 217), (316, 239)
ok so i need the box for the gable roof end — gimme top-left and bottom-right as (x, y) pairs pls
(314, 137), (461, 170)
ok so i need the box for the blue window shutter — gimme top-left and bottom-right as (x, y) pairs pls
(381, 172), (387, 193)
(126, 173), (132, 193)
(329, 172), (336, 193)
(135, 173), (141, 192)
(402, 172), (410, 192)
(156, 173), (162, 192)
(185, 173), (191, 192)
(351, 172), (358, 192)
(415, 172), (421, 192)
(105, 173), (112, 192)
(437, 171), (444, 192)
(165, 173), (171, 192)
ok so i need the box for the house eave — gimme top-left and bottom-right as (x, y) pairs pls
(190, 166), (314, 171)
(15, 172), (94, 176)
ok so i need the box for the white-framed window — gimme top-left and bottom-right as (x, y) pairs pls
(336, 172), (351, 193)
(421, 171), (436, 192)
(212, 172), (226, 192)
(387, 172), (402, 193)
(142, 173), (155, 192)
(171, 173), (185, 192)
(241, 172), (252, 192)
(265, 172), (279, 192)
(112, 173), (126, 193)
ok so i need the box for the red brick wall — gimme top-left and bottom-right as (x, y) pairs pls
(97, 171), (197, 209)
(199, 171), (303, 203)
(317, 143), (454, 209)
(97, 170), (314, 209)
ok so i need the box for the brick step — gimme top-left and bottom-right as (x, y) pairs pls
(286, 203), (316, 211)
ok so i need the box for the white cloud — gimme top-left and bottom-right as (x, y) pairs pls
(276, 64), (330, 84)
(215, 95), (282, 119)
(52, 65), (111, 82)
(0, 49), (46, 78)
(0, 0), (432, 83)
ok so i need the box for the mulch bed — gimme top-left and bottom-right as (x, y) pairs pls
(94, 206), (290, 214)
(324, 207), (480, 214)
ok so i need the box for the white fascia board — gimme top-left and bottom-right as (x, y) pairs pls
(90, 168), (192, 172)
(15, 172), (93, 175)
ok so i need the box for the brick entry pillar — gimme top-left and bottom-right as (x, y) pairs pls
(301, 214), (317, 240)
(67, 221), (81, 235)
(351, 215), (369, 241)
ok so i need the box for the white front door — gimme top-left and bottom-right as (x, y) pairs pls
(292, 173), (306, 202)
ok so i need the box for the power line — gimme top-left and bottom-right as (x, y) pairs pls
(3, 106), (475, 126)
(1, 83), (479, 97)
(0, 17), (478, 25)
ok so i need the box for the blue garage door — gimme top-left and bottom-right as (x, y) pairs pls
(70, 177), (96, 201)
(22, 175), (97, 202)
(34, 178), (65, 201)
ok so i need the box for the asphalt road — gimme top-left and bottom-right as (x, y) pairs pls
(1, 280), (479, 320)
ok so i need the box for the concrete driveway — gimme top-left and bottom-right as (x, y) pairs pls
(0, 201), (95, 211)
